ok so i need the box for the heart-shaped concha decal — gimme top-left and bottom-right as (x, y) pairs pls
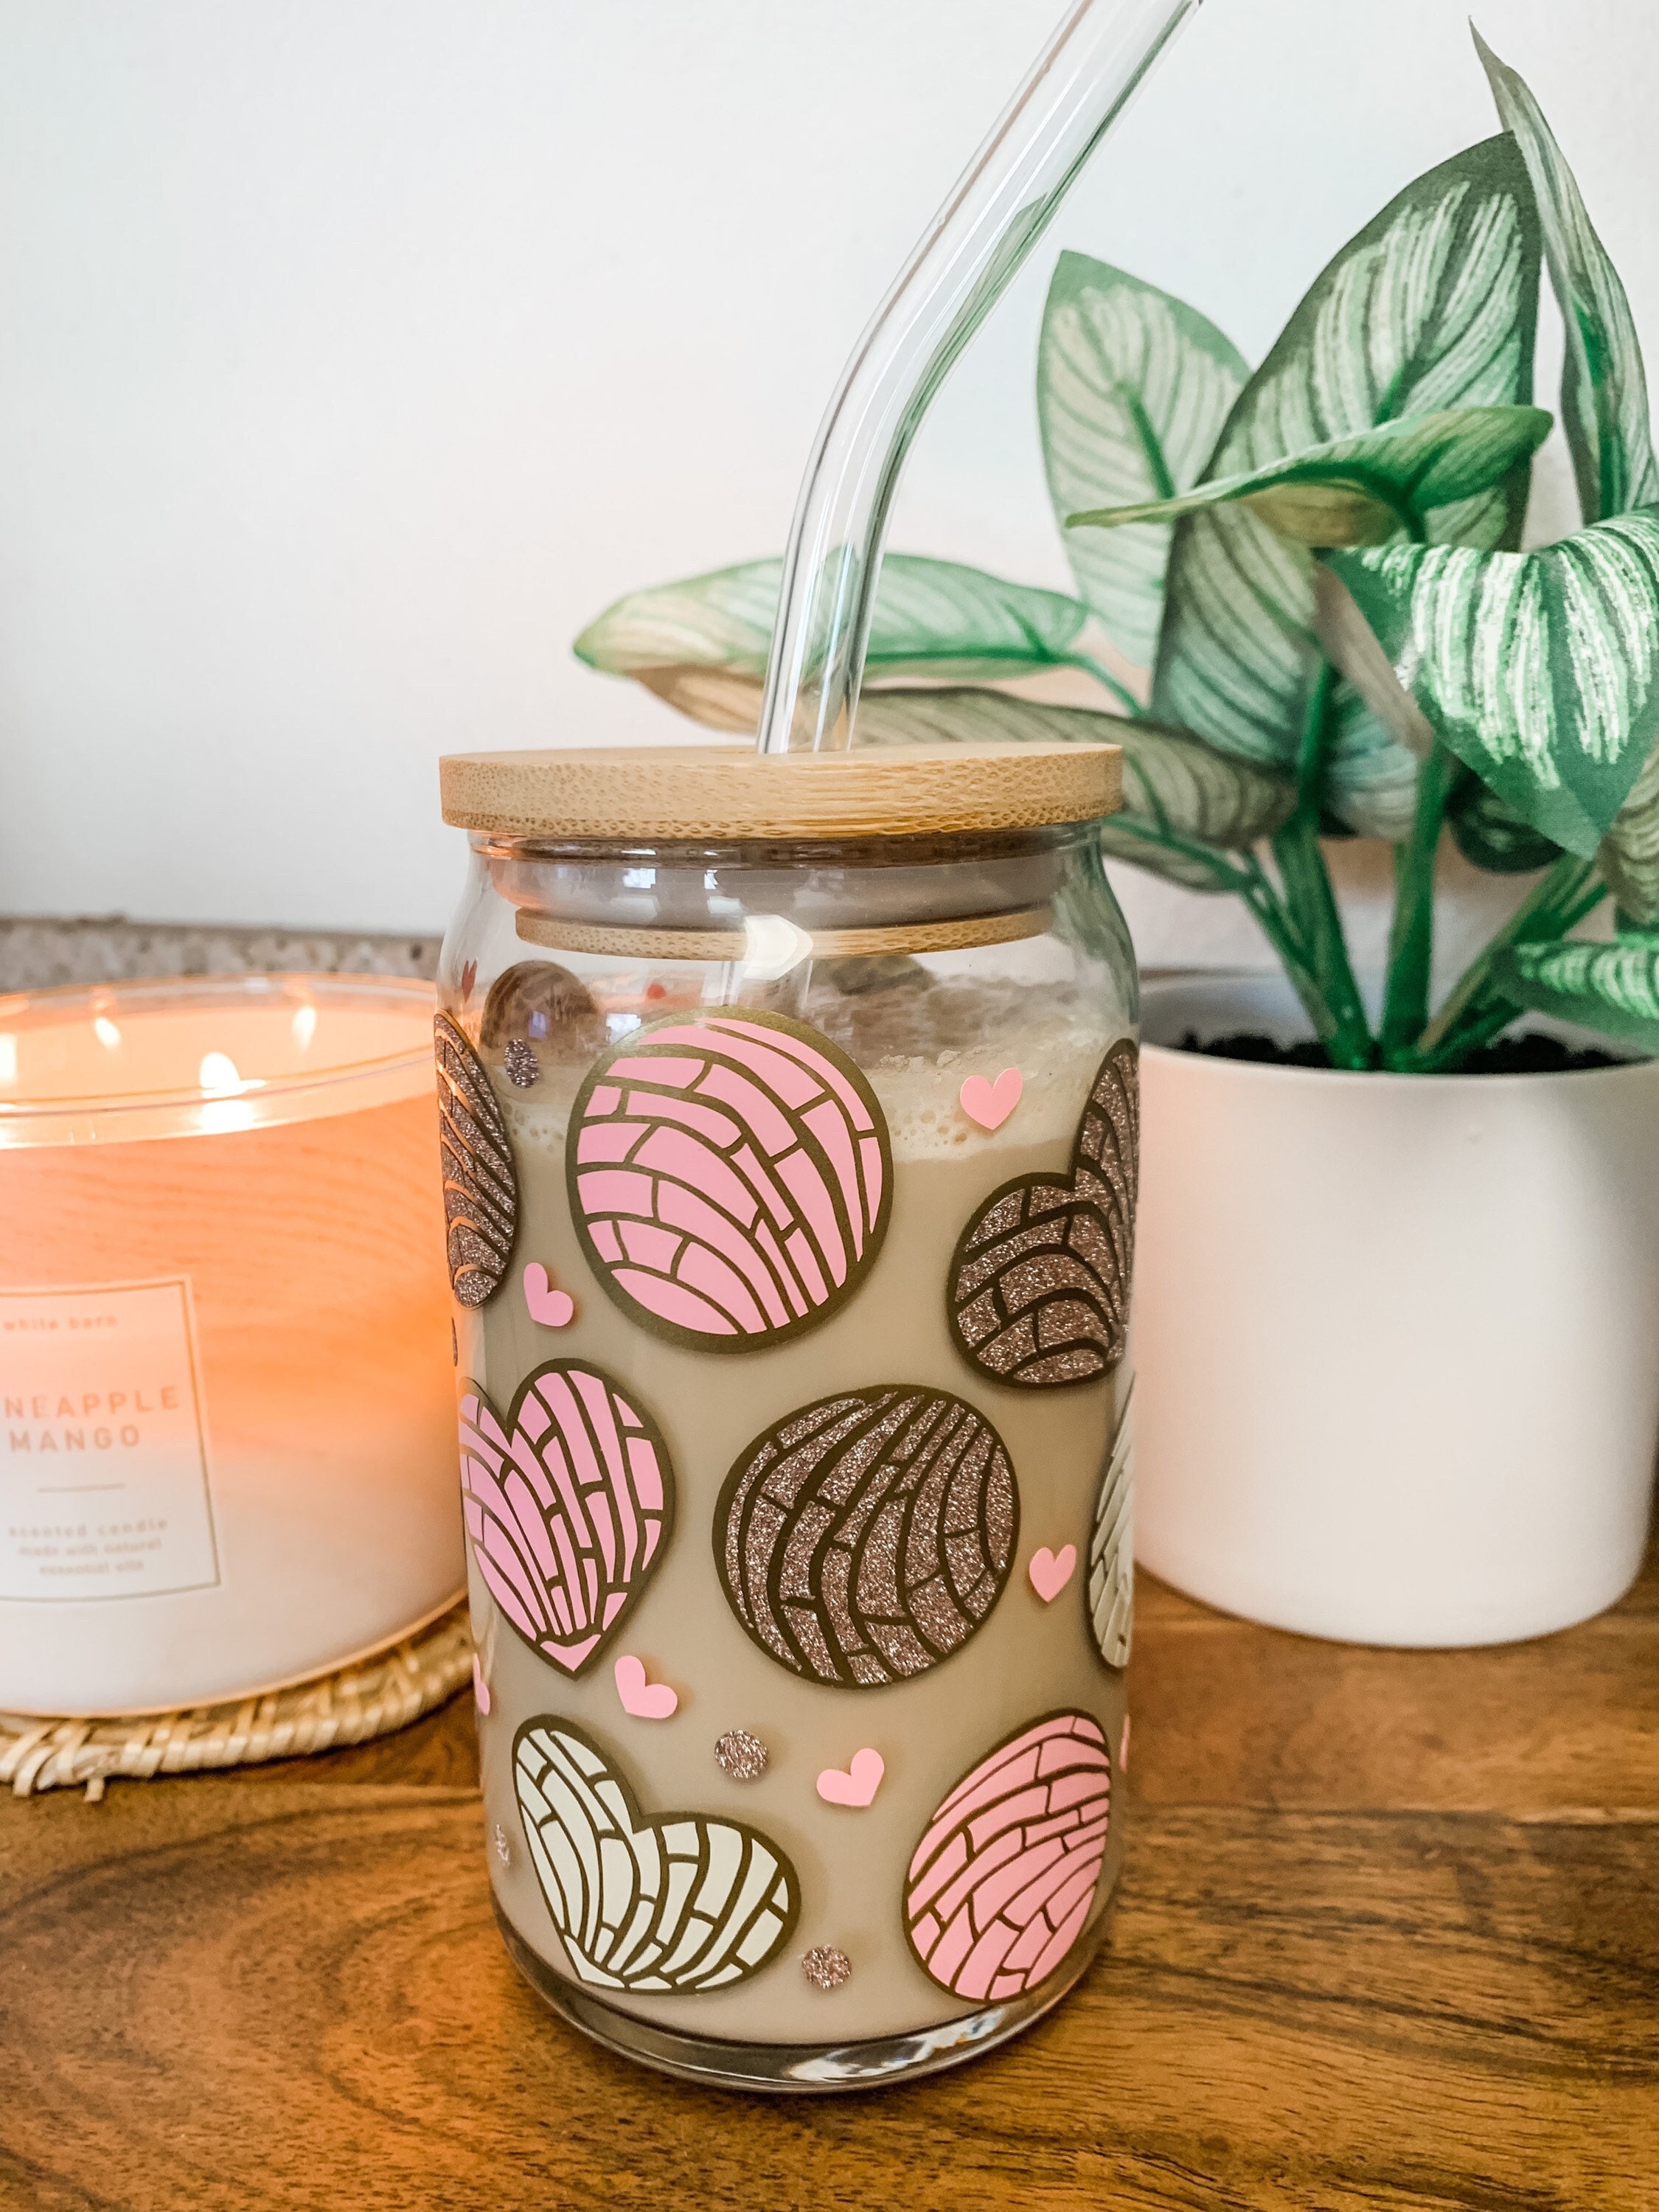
(905, 1711), (1112, 2002)
(567, 1009), (891, 1351)
(460, 1361), (673, 1676)
(717, 1385), (1019, 1687)
(436, 1012), (518, 1307)
(513, 1719), (799, 1992)
(1088, 1380), (1133, 1669)
(948, 1038), (1138, 1388)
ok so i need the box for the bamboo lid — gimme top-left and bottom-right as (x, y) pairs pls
(439, 742), (1121, 842)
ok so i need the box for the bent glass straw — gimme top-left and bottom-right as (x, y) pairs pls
(755, 0), (1207, 758)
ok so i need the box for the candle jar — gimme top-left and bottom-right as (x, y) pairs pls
(0, 973), (462, 1715)
(438, 742), (1135, 2090)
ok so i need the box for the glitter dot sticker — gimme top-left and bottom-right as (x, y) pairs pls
(515, 1718), (799, 1992)
(436, 1011), (518, 1308)
(948, 1038), (1138, 1389)
(714, 1728), (769, 1782)
(716, 1385), (1019, 1688)
(459, 1360), (674, 1677)
(801, 1946), (852, 1992)
(567, 1009), (892, 1352)
(504, 1038), (540, 1089)
(905, 1711), (1111, 2002)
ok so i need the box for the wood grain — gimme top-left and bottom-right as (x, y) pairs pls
(438, 740), (1121, 842)
(4, 1782), (1655, 2211)
(3, 1540), (1656, 2208)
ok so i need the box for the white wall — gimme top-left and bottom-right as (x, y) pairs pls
(0, 0), (1651, 955)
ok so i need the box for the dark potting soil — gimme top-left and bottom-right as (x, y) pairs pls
(1181, 1031), (1629, 1075)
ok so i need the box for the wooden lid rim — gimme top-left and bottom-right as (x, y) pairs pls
(439, 742), (1122, 841)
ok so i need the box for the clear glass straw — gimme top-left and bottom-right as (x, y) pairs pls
(755, 0), (1207, 757)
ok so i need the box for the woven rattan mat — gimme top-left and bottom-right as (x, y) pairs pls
(1, 1602), (472, 1798)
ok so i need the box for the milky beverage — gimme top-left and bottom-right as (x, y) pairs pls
(458, 961), (1133, 2048)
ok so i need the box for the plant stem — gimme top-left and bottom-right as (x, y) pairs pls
(1236, 851), (1337, 1039)
(1402, 853), (1607, 1071)
(1270, 661), (1374, 1068)
(1379, 745), (1457, 1065)
(1101, 818), (1336, 1034)
(1061, 652), (1146, 720)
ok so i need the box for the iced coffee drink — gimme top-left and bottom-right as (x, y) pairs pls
(437, 742), (1135, 2088)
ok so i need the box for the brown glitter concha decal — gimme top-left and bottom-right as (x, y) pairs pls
(436, 1012), (518, 1307)
(716, 1385), (1020, 1688)
(947, 1037), (1138, 1388)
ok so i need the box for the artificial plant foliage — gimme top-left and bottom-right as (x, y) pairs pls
(1037, 253), (1248, 667)
(1151, 135), (1541, 837)
(574, 552), (1097, 724)
(574, 29), (1659, 1073)
(1329, 510), (1659, 858)
(1068, 406), (1551, 547)
(853, 687), (1295, 888)
(1475, 29), (1659, 526)
(1496, 938), (1659, 1054)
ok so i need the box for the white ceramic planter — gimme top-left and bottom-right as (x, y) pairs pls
(1134, 974), (1659, 1647)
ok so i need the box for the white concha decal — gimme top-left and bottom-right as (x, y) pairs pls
(1088, 1380), (1133, 1670)
(512, 1720), (799, 1993)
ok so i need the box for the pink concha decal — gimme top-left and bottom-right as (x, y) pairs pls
(905, 1711), (1112, 2003)
(459, 1360), (675, 1676)
(568, 1009), (893, 1351)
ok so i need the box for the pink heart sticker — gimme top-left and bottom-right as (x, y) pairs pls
(471, 1652), (490, 1714)
(816, 1747), (885, 1808)
(1029, 1543), (1077, 1603)
(614, 1653), (678, 1720)
(959, 1067), (1023, 1132)
(523, 1262), (576, 1329)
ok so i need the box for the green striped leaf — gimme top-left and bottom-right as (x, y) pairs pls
(1068, 406), (1551, 547)
(1477, 31), (1659, 524)
(1599, 740), (1659, 924)
(1329, 509), (1659, 858)
(1495, 938), (1659, 1054)
(1037, 254), (1248, 666)
(1449, 778), (1565, 875)
(1152, 136), (1542, 837)
(852, 686), (1294, 889)
(574, 554), (1094, 726)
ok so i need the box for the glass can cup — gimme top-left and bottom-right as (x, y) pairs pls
(437, 742), (1137, 2090)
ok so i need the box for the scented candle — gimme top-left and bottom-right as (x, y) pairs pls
(0, 974), (461, 1715)
(439, 742), (1135, 2089)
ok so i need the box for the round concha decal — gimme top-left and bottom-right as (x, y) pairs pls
(436, 1012), (518, 1307)
(949, 1037), (1138, 1388)
(567, 1009), (891, 1351)
(460, 1360), (673, 1677)
(905, 1711), (1112, 2002)
(716, 1385), (1019, 1687)
(514, 1719), (799, 1992)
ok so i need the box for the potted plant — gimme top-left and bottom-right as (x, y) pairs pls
(568, 30), (1659, 1648)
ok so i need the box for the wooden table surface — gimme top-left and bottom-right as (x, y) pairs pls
(5, 1544), (1658, 2212)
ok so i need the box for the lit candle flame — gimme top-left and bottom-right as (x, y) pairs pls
(92, 1016), (122, 1049)
(200, 1051), (243, 1095)
(291, 1004), (318, 1051)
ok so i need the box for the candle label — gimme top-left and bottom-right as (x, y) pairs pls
(0, 1278), (218, 1603)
